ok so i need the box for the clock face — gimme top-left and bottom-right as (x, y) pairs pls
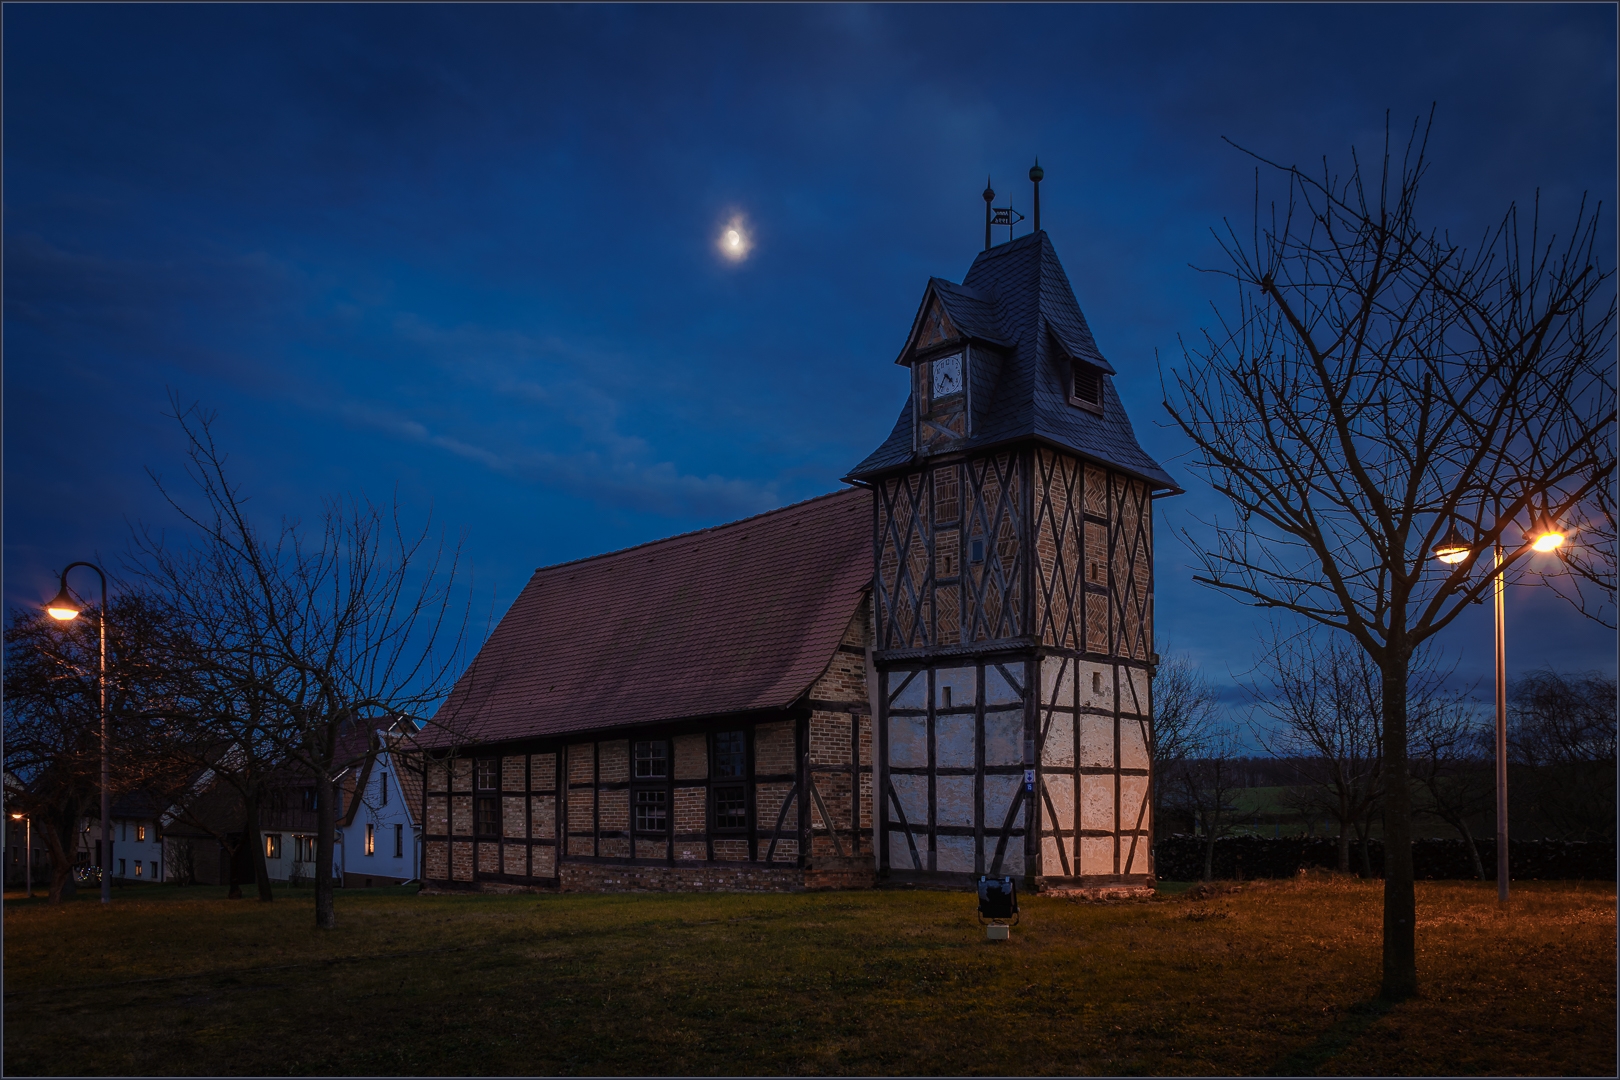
(931, 354), (964, 400)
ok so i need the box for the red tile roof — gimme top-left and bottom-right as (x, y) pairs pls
(423, 488), (872, 747)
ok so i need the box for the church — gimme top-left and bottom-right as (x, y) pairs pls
(417, 173), (1177, 897)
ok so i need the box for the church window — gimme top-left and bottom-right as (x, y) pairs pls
(635, 790), (667, 833)
(633, 740), (668, 779)
(970, 538), (985, 565)
(714, 731), (746, 778)
(1071, 360), (1104, 411)
(475, 759), (498, 790)
(714, 786), (747, 830)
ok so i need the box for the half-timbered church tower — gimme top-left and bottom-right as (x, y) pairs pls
(846, 191), (1177, 895)
(418, 177), (1173, 897)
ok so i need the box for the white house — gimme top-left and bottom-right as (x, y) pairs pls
(335, 729), (421, 888)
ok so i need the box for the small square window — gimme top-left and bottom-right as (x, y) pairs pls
(475, 759), (499, 791)
(634, 741), (668, 779)
(475, 797), (500, 836)
(635, 790), (667, 833)
(714, 785), (747, 830)
(714, 732), (746, 778)
(1071, 361), (1104, 409)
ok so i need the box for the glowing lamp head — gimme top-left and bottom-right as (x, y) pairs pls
(1432, 524), (1471, 565)
(10, 813), (23, 820)
(46, 584), (80, 622)
(1531, 528), (1565, 553)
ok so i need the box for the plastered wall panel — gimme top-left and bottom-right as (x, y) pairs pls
(1042, 711), (1074, 767)
(935, 775), (975, 828)
(1080, 835), (1115, 875)
(933, 667), (976, 710)
(1041, 656), (1076, 708)
(1120, 718), (1151, 771)
(983, 774), (1021, 833)
(889, 715), (929, 768)
(935, 712), (975, 769)
(1125, 837), (1151, 876)
(1080, 773), (1116, 832)
(984, 710), (1023, 766)
(997, 842), (1025, 877)
(936, 834), (976, 874)
(1120, 774), (1150, 833)
(890, 671), (928, 710)
(1079, 662), (1114, 712)
(889, 828), (923, 869)
(1124, 667), (1151, 716)
(891, 773), (929, 829)
(1079, 714), (1114, 768)
(984, 664), (1022, 705)
(1041, 774), (1074, 832)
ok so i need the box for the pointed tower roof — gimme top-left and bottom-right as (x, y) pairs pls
(846, 230), (1178, 492)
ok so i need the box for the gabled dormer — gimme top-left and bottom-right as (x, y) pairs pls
(896, 278), (1011, 457)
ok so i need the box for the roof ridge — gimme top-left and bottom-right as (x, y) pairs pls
(530, 486), (864, 576)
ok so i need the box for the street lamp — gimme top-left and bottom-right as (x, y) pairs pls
(1432, 522), (1564, 904)
(10, 813), (30, 898)
(44, 561), (111, 905)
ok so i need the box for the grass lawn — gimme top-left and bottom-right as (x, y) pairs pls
(3, 875), (1613, 1076)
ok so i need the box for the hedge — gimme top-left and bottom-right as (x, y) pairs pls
(1153, 834), (1616, 881)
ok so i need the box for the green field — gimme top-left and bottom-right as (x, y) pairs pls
(3, 876), (1613, 1076)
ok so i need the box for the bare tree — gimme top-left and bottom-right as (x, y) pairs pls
(1148, 650), (1221, 851)
(1250, 632), (1383, 874)
(134, 402), (469, 928)
(1164, 112), (1615, 997)
(1507, 669), (1617, 841)
(1164, 721), (1246, 882)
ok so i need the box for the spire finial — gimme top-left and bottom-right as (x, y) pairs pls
(1029, 158), (1043, 234)
(983, 176), (995, 251)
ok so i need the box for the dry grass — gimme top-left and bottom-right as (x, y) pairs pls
(3, 875), (1613, 1076)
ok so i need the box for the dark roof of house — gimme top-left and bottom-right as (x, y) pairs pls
(422, 488), (873, 748)
(848, 230), (1178, 491)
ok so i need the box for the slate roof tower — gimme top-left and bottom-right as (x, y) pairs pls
(847, 222), (1175, 895)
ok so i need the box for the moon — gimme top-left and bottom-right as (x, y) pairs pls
(717, 215), (751, 262)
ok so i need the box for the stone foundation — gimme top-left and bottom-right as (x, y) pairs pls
(803, 855), (878, 890)
(1037, 873), (1155, 900)
(559, 861), (805, 893)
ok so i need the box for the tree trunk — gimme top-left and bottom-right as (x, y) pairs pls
(1356, 818), (1375, 878)
(1336, 825), (1351, 873)
(43, 821), (77, 904)
(1380, 650), (1417, 1000)
(1455, 817), (1486, 881)
(247, 791), (273, 902)
(1202, 828), (1216, 882)
(314, 770), (337, 929)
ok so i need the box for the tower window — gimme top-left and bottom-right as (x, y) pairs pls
(634, 741), (668, 779)
(970, 538), (985, 565)
(1071, 360), (1104, 410)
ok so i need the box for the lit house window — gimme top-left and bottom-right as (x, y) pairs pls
(365, 823), (376, 856)
(136, 824), (146, 843)
(633, 741), (667, 779)
(294, 835), (315, 862)
(135, 861), (143, 877)
(265, 834), (282, 860)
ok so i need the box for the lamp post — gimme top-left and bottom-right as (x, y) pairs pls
(45, 561), (110, 905)
(10, 813), (31, 897)
(1433, 522), (1564, 904)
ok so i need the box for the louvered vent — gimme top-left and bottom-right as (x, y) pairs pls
(1072, 361), (1103, 408)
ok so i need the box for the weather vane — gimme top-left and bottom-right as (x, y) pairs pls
(982, 160), (1042, 250)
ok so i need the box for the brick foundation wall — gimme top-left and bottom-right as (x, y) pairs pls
(560, 861), (805, 893)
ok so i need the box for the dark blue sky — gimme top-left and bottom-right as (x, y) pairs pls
(6, 4), (1615, 706)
